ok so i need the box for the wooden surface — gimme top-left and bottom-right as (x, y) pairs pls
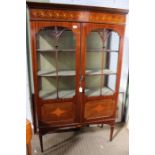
(27, 2), (128, 24)
(84, 99), (115, 119)
(27, 2), (128, 151)
(29, 9), (126, 24)
(26, 119), (32, 155)
(26, 119), (32, 144)
(41, 102), (75, 124)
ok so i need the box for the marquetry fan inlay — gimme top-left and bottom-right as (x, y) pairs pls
(52, 108), (65, 117)
(94, 104), (104, 113)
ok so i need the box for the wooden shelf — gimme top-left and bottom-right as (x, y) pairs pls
(37, 49), (75, 52)
(87, 49), (118, 52)
(39, 90), (75, 100)
(85, 87), (114, 96)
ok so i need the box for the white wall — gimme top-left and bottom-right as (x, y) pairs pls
(27, 0), (128, 9)
(49, 0), (128, 9)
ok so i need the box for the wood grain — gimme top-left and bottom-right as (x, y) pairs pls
(84, 99), (115, 119)
(26, 119), (32, 144)
(41, 102), (75, 124)
(29, 9), (126, 25)
(26, 119), (32, 155)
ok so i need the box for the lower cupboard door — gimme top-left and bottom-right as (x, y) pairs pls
(40, 102), (76, 125)
(84, 99), (115, 121)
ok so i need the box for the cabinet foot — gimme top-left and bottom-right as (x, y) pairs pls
(39, 134), (43, 152)
(110, 125), (114, 141)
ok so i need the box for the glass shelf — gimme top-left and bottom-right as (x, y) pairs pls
(38, 69), (116, 77)
(87, 49), (119, 52)
(85, 87), (114, 96)
(38, 70), (76, 76)
(37, 49), (75, 52)
(86, 69), (116, 75)
(39, 87), (114, 100)
(39, 89), (75, 100)
(85, 74), (116, 97)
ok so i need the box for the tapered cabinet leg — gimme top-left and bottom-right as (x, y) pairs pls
(27, 143), (32, 155)
(110, 125), (114, 141)
(39, 134), (43, 152)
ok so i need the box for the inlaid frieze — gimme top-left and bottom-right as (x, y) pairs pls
(30, 9), (126, 24)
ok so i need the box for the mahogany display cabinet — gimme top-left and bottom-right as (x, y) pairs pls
(27, 2), (128, 152)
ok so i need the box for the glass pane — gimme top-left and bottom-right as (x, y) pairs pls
(58, 30), (76, 50)
(101, 75), (116, 96)
(85, 75), (101, 96)
(39, 77), (57, 100)
(85, 75), (116, 97)
(87, 30), (119, 50)
(85, 28), (119, 97)
(109, 31), (120, 51)
(59, 76), (75, 98)
(37, 28), (55, 50)
(36, 26), (76, 100)
(104, 52), (118, 73)
(58, 52), (75, 71)
(37, 52), (56, 75)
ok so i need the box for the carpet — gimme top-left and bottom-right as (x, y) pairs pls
(31, 123), (129, 155)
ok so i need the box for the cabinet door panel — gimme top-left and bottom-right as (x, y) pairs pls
(41, 102), (75, 124)
(84, 99), (115, 120)
(31, 21), (81, 124)
(81, 23), (122, 121)
(83, 25), (120, 97)
(36, 25), (77, 100)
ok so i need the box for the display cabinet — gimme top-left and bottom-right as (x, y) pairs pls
(27, 2), (128, 152)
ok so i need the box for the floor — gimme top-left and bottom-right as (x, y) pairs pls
(31, 123), (129, 155)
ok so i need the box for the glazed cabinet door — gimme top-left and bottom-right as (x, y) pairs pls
(81, 23), (124, 122)
(31, 21), (81, 126)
